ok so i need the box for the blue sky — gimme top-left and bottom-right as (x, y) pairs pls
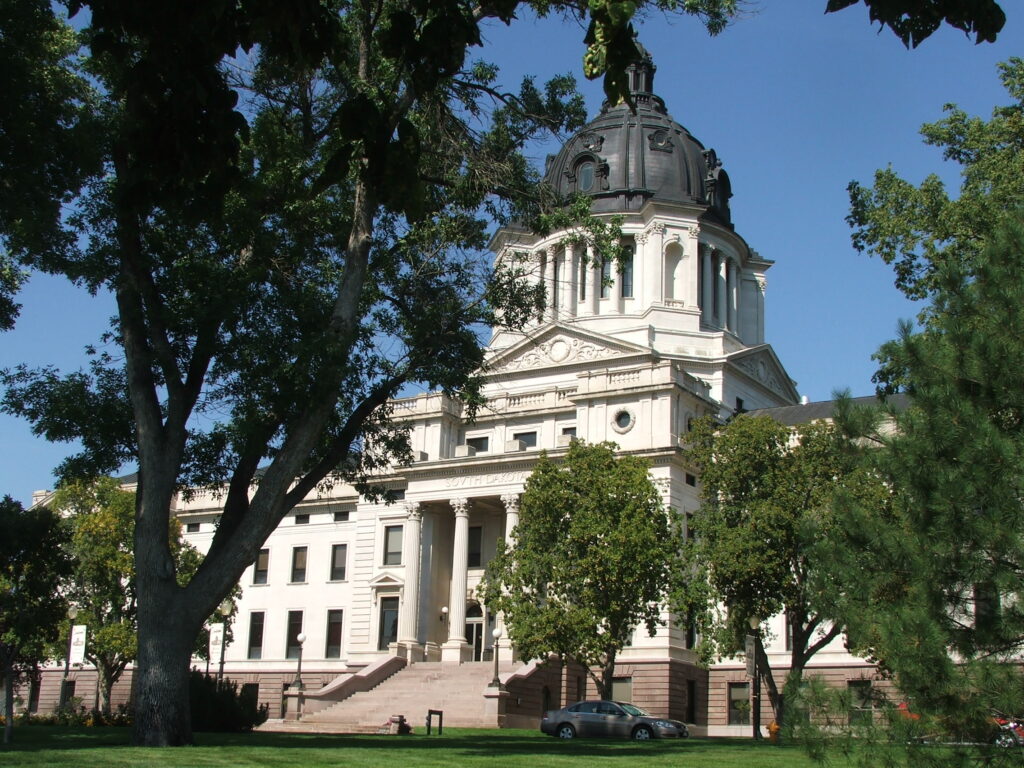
(1, 3), (1021, 505)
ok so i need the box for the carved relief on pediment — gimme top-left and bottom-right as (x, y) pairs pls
(491, 334), (623, 373)
(732, 352), (787, 397)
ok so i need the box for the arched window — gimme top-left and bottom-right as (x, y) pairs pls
(664, 241), (683, 301)
(576, 160), (595, 192)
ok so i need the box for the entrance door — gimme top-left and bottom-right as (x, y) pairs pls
(465, 604), (484, 661)
(378, 597), (399, 650)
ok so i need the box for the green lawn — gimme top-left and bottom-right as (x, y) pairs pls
(0, 727), (825, 768)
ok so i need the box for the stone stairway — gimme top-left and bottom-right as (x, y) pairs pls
(300, 660), (518, 731)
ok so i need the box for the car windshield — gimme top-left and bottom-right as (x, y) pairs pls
(618, 703), (650, 717)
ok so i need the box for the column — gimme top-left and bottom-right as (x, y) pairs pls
(398, 503), (422, 648)
(443, 497), (470, 660)
(716, 251), (728, 329)
(589, 245), (601, 316)
(496, 494), (521, 652)
(728, 259), (739, 333)
(543, 249), (556, 323)
(700, 244), (713, 325)
(565, 245), (578, 319)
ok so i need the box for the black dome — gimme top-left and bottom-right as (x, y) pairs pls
(545, 45), (732, 225)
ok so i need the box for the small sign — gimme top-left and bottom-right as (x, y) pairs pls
(745, 635), (756, 678)
(69, 625), (88, 665)
(209, 623), (224, 659)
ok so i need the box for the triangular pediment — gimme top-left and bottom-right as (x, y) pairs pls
(726, 345), (800, 403)
(483, 323), (653, 377)
(368, 573), (404, 589)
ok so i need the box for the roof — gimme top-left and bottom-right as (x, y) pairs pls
(745, 393), (910, 426)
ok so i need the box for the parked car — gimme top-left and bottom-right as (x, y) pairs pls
(541, 699), (690, 740)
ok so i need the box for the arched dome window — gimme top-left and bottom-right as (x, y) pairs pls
(576, 160), (595, 192)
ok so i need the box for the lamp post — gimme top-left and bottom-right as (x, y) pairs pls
(748, 616), (761, 740)
(293, 632), (307, 720)
(293, 632), (307, 690)
(490, 626), (504, 689)
(217, 598), (233, 681)
(60, 605), (78, 709)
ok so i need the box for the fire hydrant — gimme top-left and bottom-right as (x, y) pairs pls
(768, 720), (780, 744)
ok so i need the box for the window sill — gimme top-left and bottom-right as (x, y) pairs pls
(288, 581), (308, 586)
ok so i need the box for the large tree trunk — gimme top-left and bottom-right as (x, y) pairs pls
(132, 603), (198, 746)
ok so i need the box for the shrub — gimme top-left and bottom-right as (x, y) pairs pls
(189, 672), (268, 732)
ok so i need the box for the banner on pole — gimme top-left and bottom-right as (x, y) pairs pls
(209, 623), (224, 659)
(745, 635), (756, 678)
(69, 624), (88, 665)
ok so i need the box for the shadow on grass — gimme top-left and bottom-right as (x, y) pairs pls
(4, 725), (790, 759)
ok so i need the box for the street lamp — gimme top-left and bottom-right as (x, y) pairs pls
(217, 598), (233, 682)
(60, 605), (78, 709)
(490, 626), (504, 689)
(293, 632), (307, 690)
(748, 616), (761, 740)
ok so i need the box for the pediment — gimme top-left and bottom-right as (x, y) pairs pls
(726, 345), (799, 403)
(484, 324), (652, 377)
(368, 573), (404, 589)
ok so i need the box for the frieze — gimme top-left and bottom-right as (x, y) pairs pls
(444, 471), (530, 489)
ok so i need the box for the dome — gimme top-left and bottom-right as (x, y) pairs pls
(544, 44), (733, 226)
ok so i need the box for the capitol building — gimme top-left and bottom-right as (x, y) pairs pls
(39, 46), (877, 735)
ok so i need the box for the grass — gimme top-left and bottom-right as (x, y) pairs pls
(0, 726), (825, 768)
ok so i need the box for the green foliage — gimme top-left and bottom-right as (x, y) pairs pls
(827, 220), (1024, 750)
(188, 672), (267, 733)
(677, 414), (885, 727)
(847, 58), (1024, 305)
(0, 497), (73, 745)
(825, 0), (1006, 47)
(481, 441), (678, 697)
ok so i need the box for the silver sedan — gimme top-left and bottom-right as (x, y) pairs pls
(540, 700), (690, 740)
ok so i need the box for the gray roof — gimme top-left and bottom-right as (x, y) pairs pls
(745, 393), (910, 426)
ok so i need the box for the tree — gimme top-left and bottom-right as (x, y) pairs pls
(847, 57), (1024, 304)
(0, 0), (1006, 748)
(481, 441), (678, 698)
(675, 414), (886, 730)
(0, 497), (72, 745)
(51, 477), (238, 716)
(824, 218), (1024, 752)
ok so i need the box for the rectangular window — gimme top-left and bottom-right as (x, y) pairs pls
(600, 259), (612, 299)
(333, 509), (350, 522)
(848, 680), (873, 726)
(295, 513), (310, 525)
(186, 522), (200, 533)
(685, 615), (697, 649)
(330, 544), (347, 581)
(247, 612), (265, 660)
(579, 259), (587, 301)
(621, 249), (634, 298)
(253, 548), (269, 585)
(561, 426), (576, 438)
(383, 525), (403, 566)
(785, 612), (793, 652)
(513, 431), (537, 448)
(685, 472), (697, 487)
(285, 610), (303, 659)
(468, 526), (483, 568)
(611, 677), (633, 703)
(686, 679), (697, 724)
(325, 609), (344, 659)
(290, 546), (307, 583)
(378, 597), (399, 651)
(466, 436), (489, 453)
(728, 682), (750, 725)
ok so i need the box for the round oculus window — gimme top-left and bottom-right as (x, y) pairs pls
(611, 409), (635, 434)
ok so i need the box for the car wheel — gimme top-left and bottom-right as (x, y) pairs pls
(632, 725), (653, 741)
(557, 724), (576, 739)
(995, 732), (1016, 748)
